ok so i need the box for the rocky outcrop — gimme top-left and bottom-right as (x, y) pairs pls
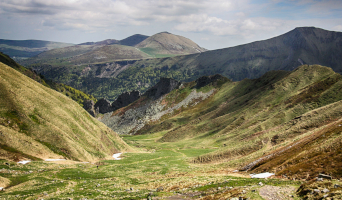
(112, 90), (141, 110)
(94, 98), (113, 114)
(83, 100), (97, 117)
(144, 77), (181, 99)
(100, 89), (215, 135)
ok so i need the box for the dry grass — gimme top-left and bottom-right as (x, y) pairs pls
(0, 62), (131, 162)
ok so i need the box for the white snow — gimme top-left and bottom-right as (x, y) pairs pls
(250, 172), (275, 178)
(0, 187), (3, 191)
(112, 153), (122, 160)
(45, 159), (66, 161)
(18, 160), (31, 164)
(233, 170), (239, 172)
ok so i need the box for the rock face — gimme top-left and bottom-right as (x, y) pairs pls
(94, 98), (113, 114)
(100, 76), (217, 135)
(83, 100), (96, 117)
(144, 77), (181, 99)
(112, 90), (141, 110)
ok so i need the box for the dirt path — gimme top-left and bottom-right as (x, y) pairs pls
(259, 185), (297, 200)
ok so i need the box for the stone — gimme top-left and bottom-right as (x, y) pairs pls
(334, 184), (340, 188)
(318, 173), (332, 180)
(317, 177), (323, 181)
(322, 188), (330, 193)
(112, 90), (141, 110)
(83, 100), (96, 117)
(313, 189), (320, 194)
(144, 77), (181, 99)
(258, 182), (263, 186)
(94, 98), (113, 114)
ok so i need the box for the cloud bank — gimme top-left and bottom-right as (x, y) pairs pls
(1, 0), (341, 49)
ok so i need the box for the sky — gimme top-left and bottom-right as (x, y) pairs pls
(1, 0), (342, 50)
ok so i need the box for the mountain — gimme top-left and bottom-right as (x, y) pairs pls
(0, 39), (74, 60)
(136, 32), (207, 56)
(78, 39), (119, 46)
(26, 27), (342, 101)
(99, 64), (342, 180)
(130, 27), (342, 81)
(0, 60), (130, 162)
(119, 34), (149, 46)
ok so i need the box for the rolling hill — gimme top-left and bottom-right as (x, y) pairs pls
(99, 64), (342, 180)
(0, 59), (130, 162)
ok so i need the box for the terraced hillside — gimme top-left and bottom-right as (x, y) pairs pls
(102, 64), (342, 181)
(0, 61), (130, 162)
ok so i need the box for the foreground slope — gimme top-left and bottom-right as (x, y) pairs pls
(102, 64), (342, 180)
(0, 52), (97, 107)
(0, 62), (130, 162)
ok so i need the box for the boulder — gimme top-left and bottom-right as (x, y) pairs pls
(94, 98), (113, 114)
(83, 100), (96, 117)
(112, 90), (141, 110)
(144, 77), (181, 99)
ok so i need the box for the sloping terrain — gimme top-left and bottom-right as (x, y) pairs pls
(136, 32), (207, 57)
(0, 61), (130, 162)
(0, 39), (73, 60)
(102, 64), (342, 180)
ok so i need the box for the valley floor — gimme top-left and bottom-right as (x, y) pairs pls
(0, 133), (307, 200)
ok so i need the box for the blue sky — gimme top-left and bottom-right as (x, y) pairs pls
(1, 0), (342, 50)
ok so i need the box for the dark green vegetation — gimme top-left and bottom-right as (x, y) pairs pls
(25, 27), (342, 101)
(0, 39), (73, 61)
(0, 61), (130, 162)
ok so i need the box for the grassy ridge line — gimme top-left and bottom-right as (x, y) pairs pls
(0, 62), (131, 162)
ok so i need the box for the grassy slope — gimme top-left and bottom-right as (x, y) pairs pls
(1, 52), (97, 106)
(128, 65), (342, 180)
(0, 62), (131, 162)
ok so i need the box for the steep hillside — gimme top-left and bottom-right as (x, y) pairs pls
(0, 39), (73, 60)
(136, 32), (206, 57)
(101, 64), (342, 180)
(0, 52), (96, 107)
(0, 62), (130, 162)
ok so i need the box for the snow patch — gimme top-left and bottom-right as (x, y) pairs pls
(112, 153), (122, 160)
(18, 160), (31, 164)
(250, 172), (275, 178)
(0, 187), (3, 191)
(45, 159), (66, 161)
